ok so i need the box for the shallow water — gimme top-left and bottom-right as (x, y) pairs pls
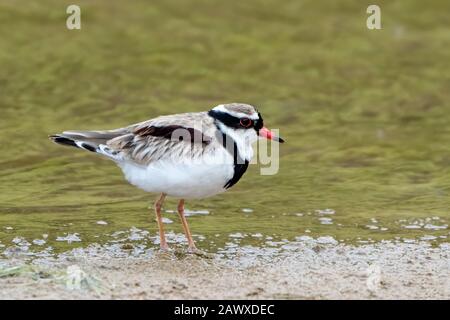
(1, 0), (449, 257)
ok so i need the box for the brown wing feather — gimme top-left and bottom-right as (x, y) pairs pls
(106, 112), (217, 165)
(134, 125), (212, 145)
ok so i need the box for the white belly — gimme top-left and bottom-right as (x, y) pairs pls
(118, 151), (235, 199)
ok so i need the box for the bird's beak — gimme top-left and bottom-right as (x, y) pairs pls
(259, 127), (285, 143)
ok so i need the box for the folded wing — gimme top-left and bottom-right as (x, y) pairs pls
(49, 112), (216, 165)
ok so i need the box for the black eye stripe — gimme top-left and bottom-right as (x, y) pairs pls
(208, 110), (262, 130)
(208, 109), (265, 132)
(208, 110), (241, 128)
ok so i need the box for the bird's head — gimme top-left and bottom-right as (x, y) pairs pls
(208, 103), (284, 146)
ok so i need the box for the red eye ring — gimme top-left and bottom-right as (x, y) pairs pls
(240, 118), (253, 128)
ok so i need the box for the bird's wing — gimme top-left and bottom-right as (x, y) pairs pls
(105, 112), (217, 165)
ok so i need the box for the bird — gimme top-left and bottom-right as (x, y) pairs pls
(49, 103), (284, 251)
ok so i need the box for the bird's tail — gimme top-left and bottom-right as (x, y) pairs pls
(49, 129), (126, 154)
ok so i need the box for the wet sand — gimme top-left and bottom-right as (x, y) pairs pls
(0, 240), (449, 300)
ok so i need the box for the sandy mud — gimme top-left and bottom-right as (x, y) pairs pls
(0, 239), (448, 300)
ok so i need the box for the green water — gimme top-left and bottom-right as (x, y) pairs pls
(0, 0), (449, 255)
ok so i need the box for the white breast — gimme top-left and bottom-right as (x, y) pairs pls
(118, 147), (235, 199)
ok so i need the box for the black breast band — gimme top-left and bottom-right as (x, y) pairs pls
(219, 132), (249, 189)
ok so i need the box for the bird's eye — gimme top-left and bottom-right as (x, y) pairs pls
(240, 118), (253, 128)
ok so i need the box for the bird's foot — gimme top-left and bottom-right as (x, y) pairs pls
(187, 245), (198, 253)
(187, 246), (214, 259)
(155, 243), (178, 260)
(159, 243), (170, 251)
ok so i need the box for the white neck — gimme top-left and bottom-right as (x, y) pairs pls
(216, 122), (257, 162)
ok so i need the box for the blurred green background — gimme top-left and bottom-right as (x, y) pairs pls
(0, 0), (449, 252)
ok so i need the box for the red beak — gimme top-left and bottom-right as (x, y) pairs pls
(259, 127), (285, 143)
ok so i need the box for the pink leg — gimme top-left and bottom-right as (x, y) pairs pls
(154, 193), (168, 250)
(177, 199), (197, 251)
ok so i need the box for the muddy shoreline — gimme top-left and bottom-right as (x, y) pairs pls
(1, 240), (448, 300)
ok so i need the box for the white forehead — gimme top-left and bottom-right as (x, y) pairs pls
(213, 104), (259, 120)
